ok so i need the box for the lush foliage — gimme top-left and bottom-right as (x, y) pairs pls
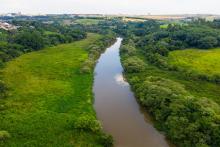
(0, 21), (86, 64)
(129, 76), (220, 147)
(0, 34), (113, 147)
(123, 56), (145, 73)
(0, 131), (10, 141)
(80, 32), (115, 73)
(0, 80), (8, 99)
(120, 19), (220, 147)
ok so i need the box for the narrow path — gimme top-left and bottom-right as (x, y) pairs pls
(93, 38), (170, 147)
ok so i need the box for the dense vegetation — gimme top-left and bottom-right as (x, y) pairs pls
(131, 21), (220, 83)
(120, 19), (220, 147)
(0, 20), (87, 102)
(0, 33), (115, 146)
(0, 16), (116, 146)
(0, 21), (86, 64)
(1, 15), (220, 147)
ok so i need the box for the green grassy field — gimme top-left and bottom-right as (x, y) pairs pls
(159, 24), (169, 29)
(75, 19), (103, 25)
(0, 33), (108, 146)
(168, 48), (220, 77)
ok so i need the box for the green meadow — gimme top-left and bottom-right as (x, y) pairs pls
(0, 33), (108, 146)
(168, 48), (220, 77)
(75, 19), (103, 25)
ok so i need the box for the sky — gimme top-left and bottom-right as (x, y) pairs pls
(1, 0), (220, 15)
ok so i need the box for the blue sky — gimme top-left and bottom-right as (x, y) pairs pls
(1, 0), (220, 15)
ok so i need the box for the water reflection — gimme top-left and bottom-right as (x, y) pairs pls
(114, 74), (129, 86)
(93, 38), (170, 147)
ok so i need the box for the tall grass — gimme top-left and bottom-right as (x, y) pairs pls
(0, 33), (111, 146)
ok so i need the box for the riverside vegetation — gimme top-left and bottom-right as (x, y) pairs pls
(120, 19), (220, 147)
(0, 18), (115, 146)
(1, 16), (220, 147)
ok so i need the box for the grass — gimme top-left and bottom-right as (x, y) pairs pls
(160, 24), (169, 29)
(168, 48), (220, 77)
(44, 31), (60, 35)
(122, 47), (220, 105)
(0, 33), (107, 146)
(75, 19), (103, 25)
(122, 17), (146, 22)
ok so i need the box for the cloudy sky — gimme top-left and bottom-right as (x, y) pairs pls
(1, 0), (220, 15)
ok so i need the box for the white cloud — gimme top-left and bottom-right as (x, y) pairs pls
(0, 0), (220, 14)
(114, 74), (129, 86)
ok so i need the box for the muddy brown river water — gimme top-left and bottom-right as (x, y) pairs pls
(93, 38), (171, 147)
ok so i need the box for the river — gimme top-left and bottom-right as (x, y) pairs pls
(93, 38), (170, 147)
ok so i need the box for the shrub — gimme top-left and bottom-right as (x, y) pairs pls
(6, 49), (23, 58)
(120, 44), (136, 56)
(80, 59), (95, 74)
(13, 31), (45, 50)
(80, 66), (92, 74)
(98, 133), (114, 147)
(0, 51), (11, 62)
(123, 57), (145, 73)
(0, 131), (10, 141)
(211, 74), (220, 84)
(0, 100), (7, 111)
(146, 53), (168, 68)
(73, 115), (102, 133)
(130, 76), (220, 147)
(0, 60), (4, 68)
(198, 36), (218, 49)
(0, 80), (8, 98)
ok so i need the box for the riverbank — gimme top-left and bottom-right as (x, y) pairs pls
(0, 33), (114, 146)
(120, 41), (220, 146)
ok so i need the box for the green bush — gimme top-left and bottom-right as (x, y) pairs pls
(0, 131), (10, 141)
(131, 76), (220, 147)
(80, 59), (95, 74)
(198, 36), (218, 49)
(80, 66), (92, 74)
(0, 51), (11, 62)
(123, 57), (145, 73)
(13, 31), (45, 50)
(120, 44), (136, 56)
(0, 60), (4, 68)
(146, 53), (168, 68)
(98, 133), (114, 147)
(73, 115), (102, 133)
(80, 35), (115, 74)
(0, 80), (8, 98)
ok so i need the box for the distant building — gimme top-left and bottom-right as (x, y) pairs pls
(0, 22), (18, 30)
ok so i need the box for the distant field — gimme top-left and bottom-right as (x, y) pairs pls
(160, 24), (168, 29)
(0, 34), (106, 146)
(168, 48), (220, 77)
(75, 19), (103, 25)
(122, 17), (146, 22)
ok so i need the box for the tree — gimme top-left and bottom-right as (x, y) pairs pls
(13, 31), (45, 50)
(198, 36), (218, 49)
(123, 57), (145, 73)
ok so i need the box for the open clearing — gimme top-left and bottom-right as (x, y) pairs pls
(168, 48), (220, 77)
(75, 19), (103, 25)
